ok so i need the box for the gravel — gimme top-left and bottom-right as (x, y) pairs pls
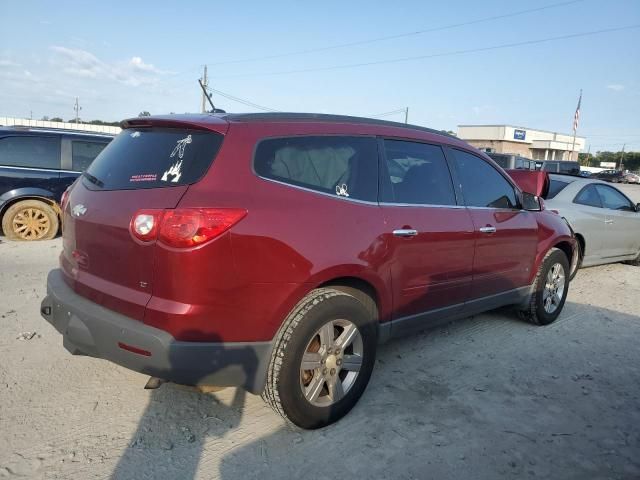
(0, 238), (639, 479)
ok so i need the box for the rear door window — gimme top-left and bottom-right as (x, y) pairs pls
(71, 140), (109, 172)
(381, 139), (456, 205)
(559, 162), (580, 175)
(254, 136), (378, 201)
(452, 149), (518, 209)
(595, 184), (634, 211)
(83, 128), (223, 190)
(546, 179), (570, 199)
(574, 185), (602, 208)
(0, 136), (60, 169)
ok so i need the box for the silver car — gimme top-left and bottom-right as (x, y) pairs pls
(545, 174), (640, 275)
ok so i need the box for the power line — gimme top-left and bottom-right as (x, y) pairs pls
(207, 0), (586, 66)
(207, 87), (279, 112)
(211, 25), (640, 79)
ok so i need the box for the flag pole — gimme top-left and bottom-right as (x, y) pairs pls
(570, 89), (582, 161)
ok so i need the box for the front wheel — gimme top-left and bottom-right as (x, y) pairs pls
(519, 248), (570, 325)
(262, 288), (377, 429)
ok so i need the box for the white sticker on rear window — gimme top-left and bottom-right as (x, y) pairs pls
(161, 160), (182, 183)
(130, 131), (141, 138)
(170, 135), (192, 159)
(161, 135), (192, 183)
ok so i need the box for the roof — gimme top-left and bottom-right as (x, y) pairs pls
(220, 112), (457, 138)
(123, 112), (456, 140)
(0, 126), (114, 138)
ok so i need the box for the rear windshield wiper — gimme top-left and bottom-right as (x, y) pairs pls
(83, 171), (104, 188)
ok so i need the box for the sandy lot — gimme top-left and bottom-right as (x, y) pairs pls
(0, 238), (639, 480)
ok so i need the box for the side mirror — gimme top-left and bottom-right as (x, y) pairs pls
(522, 191), (543, 211)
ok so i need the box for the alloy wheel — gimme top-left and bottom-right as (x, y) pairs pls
(299, 319), (364, 407)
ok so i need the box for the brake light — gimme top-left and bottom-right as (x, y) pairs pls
(130, 209), (163, 242)
(159, 208), (247, 248)
(61, 188), (70, 211)
(129, 208), (246, 247)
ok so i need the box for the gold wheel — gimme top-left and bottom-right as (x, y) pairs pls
(2, 200), (59, 241)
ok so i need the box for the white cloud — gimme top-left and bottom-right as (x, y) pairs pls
(606, 84), (625, 91)
(0, 58), (21, 68)
(49, 46), (170, 86)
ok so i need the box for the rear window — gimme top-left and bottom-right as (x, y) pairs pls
(546, 179), (570, 199)
(0, 135), (60, 169)
(254, 136), (378, 202)
(71, 140), (109, 172)
(559, 162), (580, 175)
(488, 153), (509, 168)
(83, 128), (223, 190)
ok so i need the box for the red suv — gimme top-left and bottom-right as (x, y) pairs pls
(41, 113), (576, 428)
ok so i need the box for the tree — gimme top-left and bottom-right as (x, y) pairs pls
(138, 111), (151, 117)
(50, 117), (64, 122)
(40, 116), (49, 121)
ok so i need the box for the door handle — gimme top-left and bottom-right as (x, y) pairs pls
(393, 229), (418, 237)
(479, 226), (497, 234)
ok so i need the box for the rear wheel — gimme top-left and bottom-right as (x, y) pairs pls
(569, 238), (583, 280)
(1, 200), (59, 241)
(623, 250), (640, 266)
(519, 248), (569, 325)
(262, 288), (377, 429)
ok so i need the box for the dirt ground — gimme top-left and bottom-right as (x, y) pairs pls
(1, 236), (639, 480)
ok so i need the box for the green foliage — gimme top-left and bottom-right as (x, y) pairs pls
(581, 151), (640, 172)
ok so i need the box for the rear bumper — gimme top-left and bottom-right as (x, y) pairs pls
(40, 269), (272, 394)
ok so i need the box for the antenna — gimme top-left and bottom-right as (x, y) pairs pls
(198, 79), (215, 112)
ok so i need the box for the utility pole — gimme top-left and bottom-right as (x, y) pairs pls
(584, 145), (591, 167)
(619, 144), (626, 171)
(73, 97), (81, 124)
(403, 107), (409, 124)
(200, 65), (208, 113)
(30, 110), (33, 120)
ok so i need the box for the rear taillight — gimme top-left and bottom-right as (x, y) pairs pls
(130, 208), (246, 248)
(61, 188), (70, 211)
(159, 208), (247, 248)
(130, 209), (163, 243)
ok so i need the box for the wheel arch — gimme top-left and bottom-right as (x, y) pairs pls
(319, 276), (380, 321)
(0, 195), (61, 236)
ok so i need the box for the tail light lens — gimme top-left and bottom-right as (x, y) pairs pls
(61, 188), (71, 211)
(131, 209), (163, 242)
(130, 208), (246, 248)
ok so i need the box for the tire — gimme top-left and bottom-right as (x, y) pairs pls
(569, 238), (583, 281)
(519, 248), (570, 326)
(1, 200), (59, 241)
(262, 288), (377, 429)
(623, 250), (640, 266)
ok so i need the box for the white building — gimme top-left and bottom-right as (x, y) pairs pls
(457, 124), (585, 161)
(0, 116), (121, 135)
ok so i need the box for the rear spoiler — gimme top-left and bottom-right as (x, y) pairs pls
(120, 115), (230, 135)
(506, 169), (550, 198)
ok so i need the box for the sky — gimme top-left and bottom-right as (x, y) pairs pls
(1, 0), (639, 151)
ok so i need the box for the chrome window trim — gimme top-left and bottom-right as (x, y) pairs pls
(256, 175), (379, 206)
(379, 202), (465, 209)
(0, 165), (62, 173)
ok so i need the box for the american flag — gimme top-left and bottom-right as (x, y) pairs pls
(573, 90), (582, 133)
